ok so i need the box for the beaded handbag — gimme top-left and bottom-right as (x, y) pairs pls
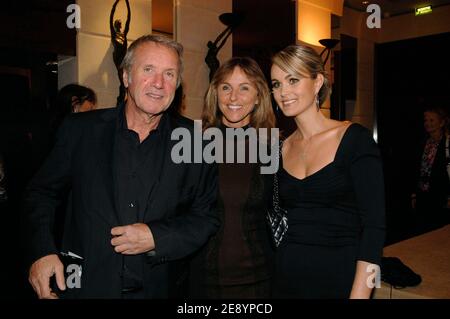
(267, 142), (288, 247)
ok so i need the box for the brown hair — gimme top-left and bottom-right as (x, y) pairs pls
(202, 57), (275, 130)
(272, 45), (331, 107)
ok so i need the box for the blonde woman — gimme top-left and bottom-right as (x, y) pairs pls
(270, 45), (385, 299)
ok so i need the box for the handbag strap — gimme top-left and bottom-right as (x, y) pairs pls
(273, 140), (284, 211)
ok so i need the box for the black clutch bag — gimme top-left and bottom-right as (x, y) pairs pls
(266, 142), (288, 248)
(381, 257), (422, 288)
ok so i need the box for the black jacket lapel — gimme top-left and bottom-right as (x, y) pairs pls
(93, 109), (123, 226)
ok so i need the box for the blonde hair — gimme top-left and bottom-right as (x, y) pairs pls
(272, 45), (331, 107)
(202, 57), (275, 130)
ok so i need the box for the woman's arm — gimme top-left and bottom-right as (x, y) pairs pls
(349, 125), (386, 299)
(350, 260), (380, 299)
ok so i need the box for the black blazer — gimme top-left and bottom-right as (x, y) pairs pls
(24, 107), (219, 298)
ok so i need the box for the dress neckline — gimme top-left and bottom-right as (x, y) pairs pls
(280, 123), (355, 182)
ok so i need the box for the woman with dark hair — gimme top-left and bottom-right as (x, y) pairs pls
(56, 84), (97, 115)
(51, 84), (97, 137)
(48, 84), (97, 251)
(189, 57), (275, 298)
(269, 45), (385, 298)
(411, 106), (449, 231)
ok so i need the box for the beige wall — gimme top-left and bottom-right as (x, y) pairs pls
(61, 0), (152, 109)
(175, 0), (232, 120)
(380, 5), (450, 43)
(59, 0), (232, 115)
(300, 0), (344, 16)
(297, 2), (331, 47)
(337, 7), (379, 130)
(57, 55), (78, 89)
(60, 1), (449, 121)
(296, 1), (345, 118)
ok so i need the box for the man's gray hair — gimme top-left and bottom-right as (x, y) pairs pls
(120, 34), (184, 87)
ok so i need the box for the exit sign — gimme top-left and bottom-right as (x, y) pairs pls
(415, 6), (432, 16)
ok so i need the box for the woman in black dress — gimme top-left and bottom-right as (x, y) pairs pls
(270, 45), (385, 298)
(189, 57), (275, 298)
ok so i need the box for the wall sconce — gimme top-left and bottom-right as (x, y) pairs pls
(319, 38), (340, 65)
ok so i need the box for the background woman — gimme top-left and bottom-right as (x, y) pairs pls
(270, 45), (385, 298)
(411, 106), (449, 232)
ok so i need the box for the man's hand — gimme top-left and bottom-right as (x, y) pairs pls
(111, 223), (155, 255)
(29, 254), (66, 299)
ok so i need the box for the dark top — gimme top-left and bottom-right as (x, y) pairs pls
(189, 126), (273, 298)
(218, 157), (257, 284)
(114, 107), (167, 290)
(413, 135), (449, 208)
(273, 123), (385, 298)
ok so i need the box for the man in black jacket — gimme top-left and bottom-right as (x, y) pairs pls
(25, 35), (219, 299)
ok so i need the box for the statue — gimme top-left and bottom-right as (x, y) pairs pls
(110, 0), (131, 106)
(205, 27), (232, 82)
(205, 13), (243, 82)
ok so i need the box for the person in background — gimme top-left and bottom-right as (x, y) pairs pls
(189, 57), (275, 298)
(269, 44), (385, 298)
(56, 83), (97, 114)
(49, 84), (98, 248)
(411, 106), (449, 231)
(50, 84), (97, 140)
(0, 153), (7, 205)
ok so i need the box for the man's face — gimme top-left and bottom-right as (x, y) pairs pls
(123, 42), (179, 117)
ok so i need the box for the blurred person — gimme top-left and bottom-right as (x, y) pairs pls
(0, 153), (7, 204)
(411, 106), (449, 231)
(50, 84), (97, 139)
(55, 83), (96, 115)
(49, 84), (97, 245)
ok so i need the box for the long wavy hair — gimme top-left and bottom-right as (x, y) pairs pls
(202, 57), (275, 130)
